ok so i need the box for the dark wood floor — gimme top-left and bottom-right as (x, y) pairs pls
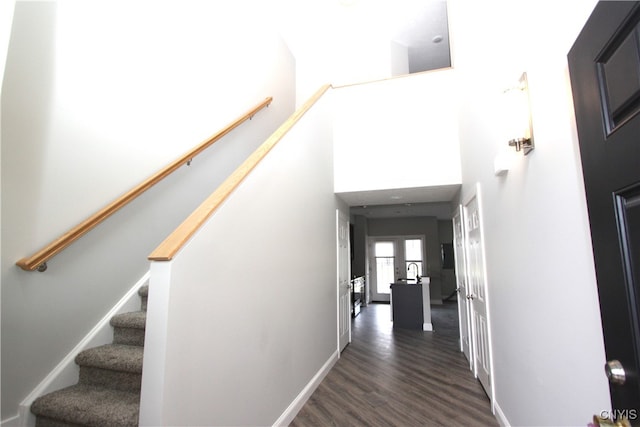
(290, 301), (498, 427)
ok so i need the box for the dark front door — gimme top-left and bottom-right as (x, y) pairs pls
(569, 1), (640, 421)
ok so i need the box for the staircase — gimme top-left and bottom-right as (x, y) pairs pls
(31, 285), (148, 426)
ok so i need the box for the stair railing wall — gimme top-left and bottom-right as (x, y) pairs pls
(141, 84), (348, 426)
(15, 98), (272, 273)
(148, 85), (330, 262)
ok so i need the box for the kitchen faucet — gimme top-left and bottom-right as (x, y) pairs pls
(407, 263), (421, 283)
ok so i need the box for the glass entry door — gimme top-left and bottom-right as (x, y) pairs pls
(372, 240), (397, 302)
(404, 238), (424, 281)
(369, 236), (425, 302)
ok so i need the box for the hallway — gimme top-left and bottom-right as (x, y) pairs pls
(290, 301), (498, 426)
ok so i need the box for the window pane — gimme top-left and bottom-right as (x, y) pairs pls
(375, 241), (394, 257)
(405, 239), (422, 261)
(376, 257), (394, 294)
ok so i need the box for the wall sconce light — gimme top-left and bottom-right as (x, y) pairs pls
(504, 72), (534, 155)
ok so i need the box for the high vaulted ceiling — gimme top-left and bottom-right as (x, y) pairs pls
(276, 0), (456, 217)
(277, 0), (451, 81)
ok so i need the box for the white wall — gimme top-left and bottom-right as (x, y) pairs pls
(1, 1), (295, 420)
(277, 1), (409, 105)
(0, 0), (15, 89)
(390, 41), (409, 76)
(141, 91), (344, 426)
(0, 3), (15, 356)
(449, 0), (610, 425)
(333, 69), (461, 194)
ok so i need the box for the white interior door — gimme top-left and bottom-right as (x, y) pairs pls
(453, 206), (473, 368)
(337, 210), (351, 352)
(463, 186), (493, 400)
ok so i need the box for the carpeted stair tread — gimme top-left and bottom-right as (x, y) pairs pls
(33, 415), (84, 427)
(31, 286), (149, 425)
(79, 365), (142, 392)
(31, 384), (139, 427)
(75, 344), (143, 373)
(110, 311), (146, 329)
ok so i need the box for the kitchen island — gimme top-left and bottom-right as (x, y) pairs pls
(390, 278), (432, 331)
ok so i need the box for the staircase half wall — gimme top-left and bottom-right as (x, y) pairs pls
(141, 90), (347, 426)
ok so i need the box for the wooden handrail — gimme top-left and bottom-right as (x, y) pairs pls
(16, 97), (273, 271)
(148, 84), (332, 262)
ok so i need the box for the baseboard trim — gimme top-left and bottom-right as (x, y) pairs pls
(494, 399), (511, 427)
(1, 414), (20, 427)
(15, 272), (150, 427)
(272, 349), (339, 427)
(423, 322), (433, 331)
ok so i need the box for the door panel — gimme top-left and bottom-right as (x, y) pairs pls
(597, 15), (640, 135)
(464, 189), (492, 397)
(370, 240), (397, 302)
(337, 210), (351, 352)
(569, 1), (640, 416)
(453, 207), (473, 367)
(404, 238), (424, 281)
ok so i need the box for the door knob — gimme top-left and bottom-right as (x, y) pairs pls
(591, 414), (631, 427)
(605, 360), (626, 385)
(466, 294), (475, 300)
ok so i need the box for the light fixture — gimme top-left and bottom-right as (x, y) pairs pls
(504, 72), (534, 155)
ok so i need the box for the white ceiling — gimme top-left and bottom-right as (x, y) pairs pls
(350, 201), (455, 219)
(277, 0), (451, 78)
(337, 184), (460, 218)
(386, 0), (451, 73)
(336, 184), (459, 206)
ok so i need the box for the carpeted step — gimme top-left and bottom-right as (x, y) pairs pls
(33, 415), (84, 427)
(76, 344), (143, 373)
(110, 311), (146, 346)
(76, 344), (143, 392)
(138, 285), (148, 312)
(31, 384), (139, 427)
(32, 287), (148, 425)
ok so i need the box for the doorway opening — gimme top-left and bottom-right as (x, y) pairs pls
(368, 235), (425, 303)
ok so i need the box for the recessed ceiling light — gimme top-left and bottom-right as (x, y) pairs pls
(390, 195), (402, 200)
(432, 35), (443, 44)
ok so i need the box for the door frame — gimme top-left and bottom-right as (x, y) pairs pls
(461, 183), (496, 412)
(367, 235), (426, 302)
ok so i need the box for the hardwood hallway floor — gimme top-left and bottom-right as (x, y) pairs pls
(290, 300), (498, 427)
